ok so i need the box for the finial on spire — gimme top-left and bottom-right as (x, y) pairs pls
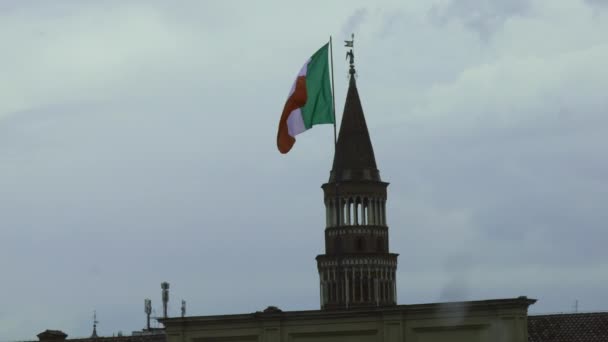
(344, 33), (355, 76)
(91, 310), (99, 338)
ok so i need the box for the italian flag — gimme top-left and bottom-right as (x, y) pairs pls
(277, 43), (334, 154)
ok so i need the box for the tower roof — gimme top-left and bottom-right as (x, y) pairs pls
(329, 74), (380, 183)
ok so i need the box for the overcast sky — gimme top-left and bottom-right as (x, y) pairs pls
(1, 0), (608, 340)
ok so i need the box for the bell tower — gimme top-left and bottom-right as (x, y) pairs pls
(316, 54), (398, 309)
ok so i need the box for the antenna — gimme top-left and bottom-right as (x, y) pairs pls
(181, 300), (186, 318)
(161, 282), (170, 318)
(574, 299), (579, 313)
(144, 298), (152, 330)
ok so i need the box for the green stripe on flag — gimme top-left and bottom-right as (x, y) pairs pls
(301, 43), (334, 129)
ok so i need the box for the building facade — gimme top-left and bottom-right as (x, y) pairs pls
(34, 311), (608, 342)
(162, 298), (534, 342)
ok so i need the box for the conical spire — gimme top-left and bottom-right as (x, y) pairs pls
(329, 74), (380, 183)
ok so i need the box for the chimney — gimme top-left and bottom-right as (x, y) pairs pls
(161, 282), (170, 318)
(37, 330), (68, 342)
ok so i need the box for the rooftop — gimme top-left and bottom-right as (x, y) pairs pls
(528, 312), (608, 342)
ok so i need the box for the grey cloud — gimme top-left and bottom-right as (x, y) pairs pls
(2, 0), (608, 340)
(341, 8), (368, 38)
(585, 0), (608, 7)
(428, 0), (530, 41)
(439, 254), (473, 302)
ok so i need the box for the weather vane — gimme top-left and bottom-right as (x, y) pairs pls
(93, 310), (99, 328)
(344, 33), (355, 76)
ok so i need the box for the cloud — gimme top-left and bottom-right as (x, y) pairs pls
(428, 0), (531, 41)
(341, 8), (368, 38)
(585, 0), (608, 7)
(0, 2), (197, 120)
(439, 253), (473, 302)
(2, 0), (608, 340)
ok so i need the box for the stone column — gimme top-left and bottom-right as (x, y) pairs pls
(345, 198), (351, 225)
(370, 198), (375, 225)
(332, 268), (338, 304)
(381, 199), (386, 225)
(374, 275), (380, 306)
(387, 268), (392, 304)
(368, 198), (375, 225)
(376, 198), (381, 225)
(354, 199), (359, 225)
(352, 268), (357, 303)
(328, 199), (334, 227)
(361, 200), (367, 225)
(326, 271), (330, 304)
(392, 270), (397, 304)
(341, 197), (346, 226)
(326, 269), (330, 302)
(387, 268), (391, 303)
(345, 268), (350, 308)
(319, 270), (324, 307)
(325, 199), (329, 227)
(359, 267), (364, 302)
(383, 268), (387, 303)
(378, 266), (384, 303)
(335, 198), (341, 226)
(368, 267), (372, 302)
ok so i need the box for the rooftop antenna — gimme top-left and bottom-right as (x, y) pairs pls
(574, 299), (579, 313)
(144, 298), (152, 330)
(181, 300), (186, 318)
(161, 282), (170, 318)
(91, 310), (99, 338)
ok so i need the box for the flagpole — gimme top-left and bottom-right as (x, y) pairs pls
(330, 36), (338, 148)
(329, 36), (340, 230)
(330, 34), (344, 307)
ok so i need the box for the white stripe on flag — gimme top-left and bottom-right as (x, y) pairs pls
(287, 58), (310, 97)
(287, 108), (306, 137)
